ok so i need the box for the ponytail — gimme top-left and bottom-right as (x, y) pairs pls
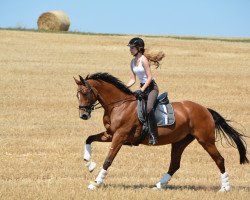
(139, 48), (165, 69)
(144, 49), (165, 69)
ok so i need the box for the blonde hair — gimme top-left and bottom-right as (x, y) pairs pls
(142, 48), (165, 69)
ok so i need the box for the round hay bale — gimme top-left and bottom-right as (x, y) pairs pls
(37, 11), (70, 31)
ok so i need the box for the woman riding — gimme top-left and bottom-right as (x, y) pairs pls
(126, 37), (165, 145)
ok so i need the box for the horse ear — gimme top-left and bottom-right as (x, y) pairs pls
(74, 77), (82, 85)
(79, 75), (86, 85)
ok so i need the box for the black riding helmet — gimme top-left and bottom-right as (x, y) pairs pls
(127, 37), (145, 48)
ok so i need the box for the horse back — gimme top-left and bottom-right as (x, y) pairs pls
(155, 101), (213, 145)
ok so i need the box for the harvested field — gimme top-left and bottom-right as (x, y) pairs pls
(0, 30), (249, 199)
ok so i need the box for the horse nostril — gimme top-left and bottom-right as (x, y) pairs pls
(80, 114), (88, 120)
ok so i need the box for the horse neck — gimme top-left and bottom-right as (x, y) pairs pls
(89, 80), (133, 111)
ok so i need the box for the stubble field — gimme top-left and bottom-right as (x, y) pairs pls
(0, 30), (249, 199)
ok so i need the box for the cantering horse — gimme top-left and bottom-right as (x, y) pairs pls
(74, 72), (248, 191)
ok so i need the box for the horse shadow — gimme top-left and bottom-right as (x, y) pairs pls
(103, 183), (250, 192)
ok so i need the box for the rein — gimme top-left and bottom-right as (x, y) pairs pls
(78, 80), (136, 112)
(86, 97), (136, 111)
(105, 97), (136, 108)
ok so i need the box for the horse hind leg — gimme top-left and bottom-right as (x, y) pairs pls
(195, 131), (230, 192)
(155, 134), (195, 189)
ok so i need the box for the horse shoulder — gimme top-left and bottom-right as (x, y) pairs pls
(109, 101), (138, 133)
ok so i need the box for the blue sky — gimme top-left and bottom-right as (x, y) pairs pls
(1, 0), (250, 37)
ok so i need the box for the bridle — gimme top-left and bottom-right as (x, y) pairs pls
(77, 80), (101, 113)
(77, 80), (136, 113)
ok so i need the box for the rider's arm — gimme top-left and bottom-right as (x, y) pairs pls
(127, 59), (136, 88)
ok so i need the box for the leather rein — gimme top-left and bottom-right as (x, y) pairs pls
(77, 80), (136, 112)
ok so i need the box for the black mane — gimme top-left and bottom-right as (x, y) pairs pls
(86, 72), (133, 95)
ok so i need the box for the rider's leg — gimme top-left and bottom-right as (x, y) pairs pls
(146, 85), (159, 145)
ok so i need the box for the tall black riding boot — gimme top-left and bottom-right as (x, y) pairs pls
(148, 110), (158, 145)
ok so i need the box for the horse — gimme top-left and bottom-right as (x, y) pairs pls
(74, 72), (249, 191)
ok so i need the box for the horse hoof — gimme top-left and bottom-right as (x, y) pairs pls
(154, 182), (167, 189)
(218, 186), (230, 192)
(85, 161), (96, 172)
(88, 162), (96, 172)
(88, 183), (96, 190)
(88, 181), (101, 190)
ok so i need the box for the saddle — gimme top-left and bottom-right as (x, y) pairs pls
(134, 92), (175, 145)
(137, 92), (175, 126)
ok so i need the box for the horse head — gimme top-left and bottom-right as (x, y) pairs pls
(74, 75), (98, 120)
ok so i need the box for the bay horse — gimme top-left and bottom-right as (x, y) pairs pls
(74, 72), (248, 191)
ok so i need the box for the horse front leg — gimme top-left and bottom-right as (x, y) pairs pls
(84, 131), (112, 172)
(87, 132), (125, 190)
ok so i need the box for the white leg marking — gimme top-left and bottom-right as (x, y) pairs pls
(84, 144), (96, 172)
(218, 172), (230, 192)
(84, 144), (92, 161)
(85, 161), (96, 172)
(155, 173), (172, 189)
(88, 168), (108, 190)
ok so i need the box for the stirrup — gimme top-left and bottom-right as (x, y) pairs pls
(149, 135), (158, 145)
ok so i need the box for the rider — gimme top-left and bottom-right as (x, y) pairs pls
(126, 37), (165, 145)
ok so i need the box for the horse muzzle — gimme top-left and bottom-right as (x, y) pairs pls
(79, 105), (92, 120)
(80, 113), (91, 120)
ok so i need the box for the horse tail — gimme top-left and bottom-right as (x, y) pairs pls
(207, 108), (249, 164)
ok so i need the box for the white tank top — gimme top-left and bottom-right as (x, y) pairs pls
(132, 57), (148, 84)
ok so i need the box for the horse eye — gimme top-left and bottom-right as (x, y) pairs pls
(81, 92), (88, 97)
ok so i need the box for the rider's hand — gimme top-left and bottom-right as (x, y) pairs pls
(133, 90), (144, 98)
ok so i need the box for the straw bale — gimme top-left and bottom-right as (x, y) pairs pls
(37, 11), (70, 31)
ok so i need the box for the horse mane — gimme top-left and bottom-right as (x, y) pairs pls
(86, 72), (133, 95)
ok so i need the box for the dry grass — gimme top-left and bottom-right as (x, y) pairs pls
(0, 30), (249, 199)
